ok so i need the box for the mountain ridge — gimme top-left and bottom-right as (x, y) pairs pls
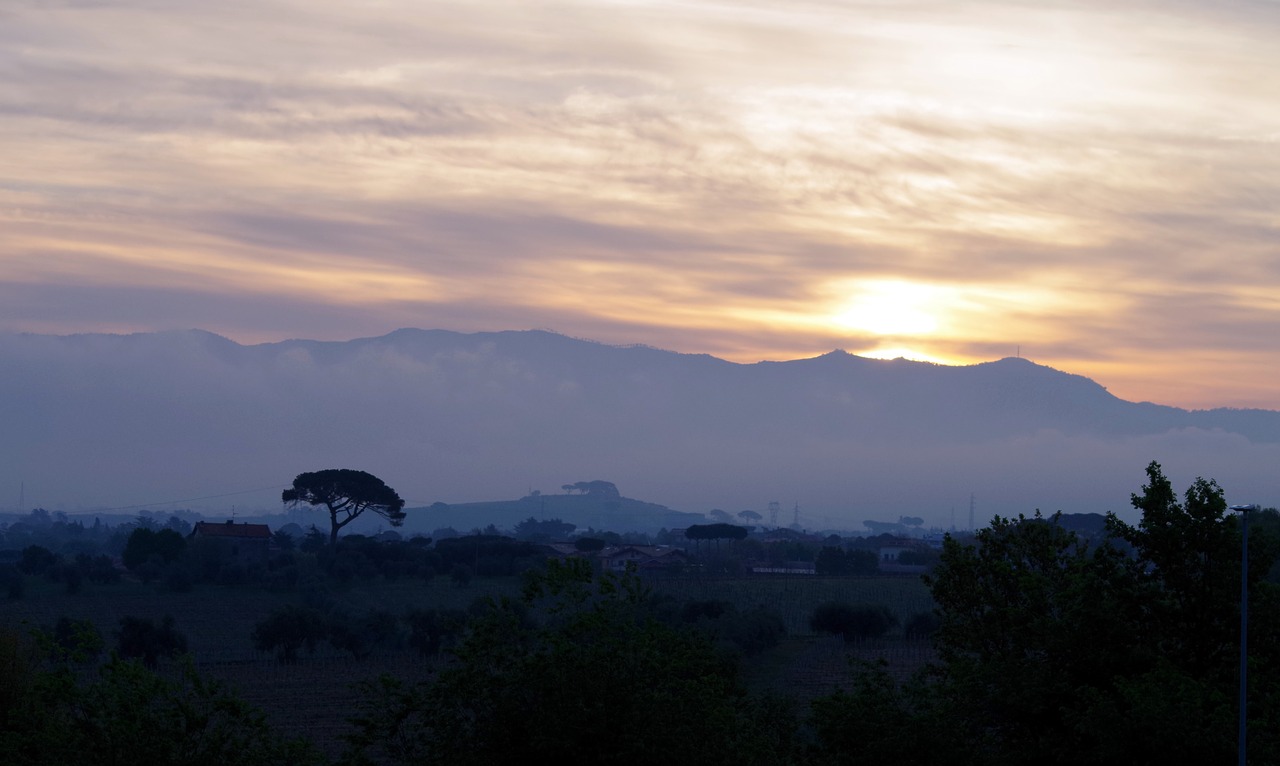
(3, 328), (1276, 525)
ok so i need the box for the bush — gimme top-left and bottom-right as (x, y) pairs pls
(327, 609), (402, 659)
(810, 602), (896, 641)
(50, 616), (105, 663)
(117, 615), (188, 667)
(251, 605), (327, 663)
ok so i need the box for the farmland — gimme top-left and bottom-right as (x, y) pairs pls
(3, 569), (936, 755)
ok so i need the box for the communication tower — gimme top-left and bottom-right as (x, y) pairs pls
(768, 500), (780, 526)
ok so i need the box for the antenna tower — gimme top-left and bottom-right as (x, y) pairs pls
(792, 502), (800, 528)
(969, 493), (976, 531)
(768, 501), (780, 526)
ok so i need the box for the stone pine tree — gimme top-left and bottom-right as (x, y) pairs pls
(282, 469), (406, 547)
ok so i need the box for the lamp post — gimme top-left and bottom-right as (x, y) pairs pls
(1229, 503), (1258, 766)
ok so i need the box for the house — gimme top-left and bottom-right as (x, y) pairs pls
(190, 520), (271, 566)
(877, 537), (929, 574)
(599, 545), (691, 573)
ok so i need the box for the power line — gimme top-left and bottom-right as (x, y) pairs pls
(95, 484), (283, 512)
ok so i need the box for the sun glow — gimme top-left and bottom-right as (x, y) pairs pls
(831, 279), (945, 337)
(858, 346), (948, 364)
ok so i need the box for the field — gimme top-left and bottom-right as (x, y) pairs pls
(651, 573), (935, 636)
(4, 572), (937, 756)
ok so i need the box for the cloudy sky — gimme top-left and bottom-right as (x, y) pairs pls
(3, 0), (1278, 409)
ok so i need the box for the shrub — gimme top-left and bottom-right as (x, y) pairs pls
(50, 616), (105, 662)
(810, 602), (896, 641)
(251, 605), (327, 663)
(117, 615), (188, 667)
(327, 609), (402, 659)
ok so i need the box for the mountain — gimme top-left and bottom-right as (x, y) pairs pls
(2, 328), (1276, 529)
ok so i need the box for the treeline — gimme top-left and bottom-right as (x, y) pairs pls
(12, 462), (1278, 766)
(6, 463), (1280, 764)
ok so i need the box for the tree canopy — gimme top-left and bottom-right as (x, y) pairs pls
(281, 469), (405, 547)
(341, 559), (790, 765)
(920, 461), (1280, 765)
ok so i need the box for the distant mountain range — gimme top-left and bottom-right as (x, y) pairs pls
(3, 329), (1276, 529)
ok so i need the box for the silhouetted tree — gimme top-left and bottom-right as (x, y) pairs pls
(282, 469), (405, 547)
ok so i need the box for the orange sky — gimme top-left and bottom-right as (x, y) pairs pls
(2, 0), (1278, 409)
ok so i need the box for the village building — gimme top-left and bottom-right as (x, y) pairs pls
(189, 520), (271, 567)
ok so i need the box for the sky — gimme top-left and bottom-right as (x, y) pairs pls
(2, 0), (1278, 410)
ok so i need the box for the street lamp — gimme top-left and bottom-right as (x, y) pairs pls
(1229, 503), (1258, 766)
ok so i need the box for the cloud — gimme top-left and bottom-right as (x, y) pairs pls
(1, 0), (1278, 408)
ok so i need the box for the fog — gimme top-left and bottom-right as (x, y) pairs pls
(3, 329), (1277, 529)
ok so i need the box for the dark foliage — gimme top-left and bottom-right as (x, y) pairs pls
(250, 605), (327, 663)
(0, 638), (321, 766)
(809, 602), (896, 641)
(115, 615), (187, 668)
(921, 462), (1280, 765)
(121, 528), (186, 571)
(18, 546), (56, 576)
(342, 559), (792, 766)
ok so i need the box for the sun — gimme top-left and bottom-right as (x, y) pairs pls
(832, 279), (942, 337)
